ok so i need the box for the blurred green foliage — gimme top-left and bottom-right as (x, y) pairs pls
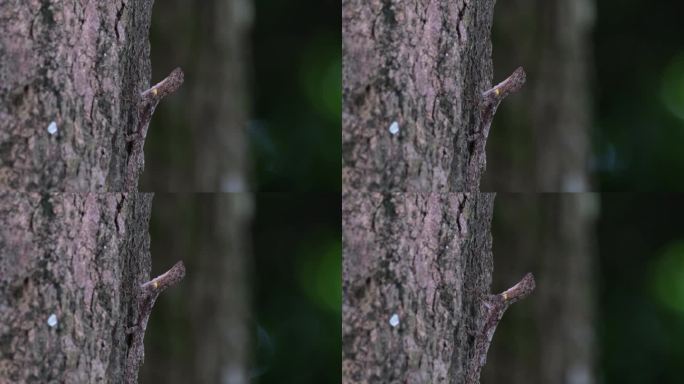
(650, 241), (684, 314)
(250, 0), (341, 191)
(599, 195), (684, 383)
(595, 1), (684, 190)
(252, 195), (341, 383)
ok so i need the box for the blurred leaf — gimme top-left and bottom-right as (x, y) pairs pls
(296, 237), (342, 314)
(650, 240), (684, 313)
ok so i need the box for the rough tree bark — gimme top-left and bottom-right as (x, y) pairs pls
(141, 0), (252, 192)
(142, 194), (252, 383)
(342, 192), (496, 383)
(342, 0), (521, 192)
(482, 0), (594, 191)
(0, 193), (154, 382)
(0, 1), (160, 191)
(0, 1), (186, 383)
(483, 195), (596, 384)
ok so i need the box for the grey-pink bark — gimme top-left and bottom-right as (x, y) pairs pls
(0, 0), (153, 191)
(342, 0), (497, 192)
(342, 192), (495, 383)
(0, 1), (184, 383)
(0, 193), (153, 382)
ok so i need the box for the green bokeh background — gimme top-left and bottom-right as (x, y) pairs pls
(251, 195), (341, 383)
(249, 0), (341, 191)
(598, 195), (684, 383)
(595, 1), (684, 190)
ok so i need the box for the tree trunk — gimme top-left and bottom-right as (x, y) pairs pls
(342, 192), (495, 383)
(482, 0), (594, 191)
(0, 192), (153, 382)
(483, 194), (596, 384)
(0, 1), (155, 191)
(342, 0), (497, 192)
(141, 194), (252, 383)
(141, 0), (252, 192)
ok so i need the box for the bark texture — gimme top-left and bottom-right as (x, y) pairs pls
(342, 0), (497, 192)
(0, 192), (153, 382)
(483, 194), (596, 384)
(342, 192), (495, 383)
(141, 0), (252, 192)
(142, 194), (252, 383)
(0, 0), (155, 191)
(482, 0), (594, 191)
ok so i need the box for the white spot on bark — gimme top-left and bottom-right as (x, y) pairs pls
(47, 121), (58, 135)
(389, 121), (400, 135)
(389, 313), (400, 327)
(47, 314), (58, 327)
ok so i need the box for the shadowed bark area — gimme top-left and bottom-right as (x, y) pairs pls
(0, 193), (153, 382)
(0, 1), (155, 191)
(141, 0), (252, 192)
(342, 192), (495, 383)
(482, 0), (594, 192)
(342, 0), (497, 192)
(483, 194), (596, 384)
(142, 194), (252, 383)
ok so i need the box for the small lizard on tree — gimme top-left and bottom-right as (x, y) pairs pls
(124, 261), (186, 384)
(465, 272), (536, 384)
(124, 68), (184, 191)
(466, 67), (526, 190)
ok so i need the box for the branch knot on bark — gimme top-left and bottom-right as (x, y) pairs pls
(466, 67), (526, 190)
(465, 272), (535, 384)
(124, 68), (185, 191)
(124, 261), (185, 384)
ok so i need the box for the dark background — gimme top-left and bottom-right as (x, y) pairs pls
(594, 2), (684, 190)
(598, 195), (684, 383)
(146, 194), (341, 383)
(488, 194), (684, 384)
(144, 0), (340, 192)
(250, 195), (341, 383)
(249, 0), (341, 191)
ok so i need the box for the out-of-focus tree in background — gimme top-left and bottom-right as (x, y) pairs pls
(483, 0), (597, 383)
(485, 195), (597, 384)
(144, 194), (340, 383)
(483, 0), (594, 192)
(143, 0), (340, 192)
(144, 194), (252, 383)
(143, 0), (253, 192)
(485, 0), (684, 191)
(139, 0), (341, 382)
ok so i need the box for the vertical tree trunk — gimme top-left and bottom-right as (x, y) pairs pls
(0, 192), (153, 382)
(142, 194), (252, 383)
(0, 1), (155, 191)
(141, 0), (252, 192)
(342, 192), (495, 383)
(342, 0), (496, 192)
(479, 0), (596, 382)
(484, 194), (596, 384)
(482, 0), (594, 191)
